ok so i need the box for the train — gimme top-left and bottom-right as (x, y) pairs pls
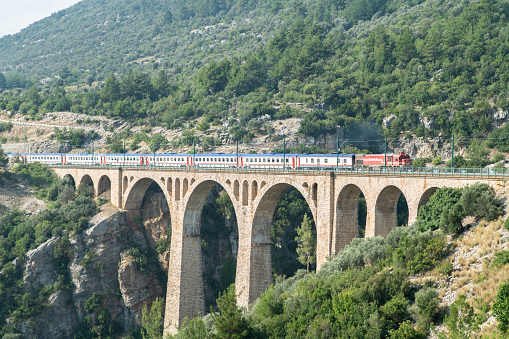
(13, 151), (412, 169)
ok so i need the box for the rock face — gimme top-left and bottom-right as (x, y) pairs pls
(20, 208), (165, 339)
(390, 137), (458, 159)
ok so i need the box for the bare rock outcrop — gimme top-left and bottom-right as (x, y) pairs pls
(20, 209), (164, 339)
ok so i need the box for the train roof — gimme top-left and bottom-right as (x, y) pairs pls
(298, 153), (355, 157)
(20, 153), (62, 156)
(192, 153), (238, 157)
(240, 153), (299, 157)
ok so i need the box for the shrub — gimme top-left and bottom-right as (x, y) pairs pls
(492, 251), (509, 269)
(437, 260), (453, 277)
(460, 183), (503, 221)
(417, 187), (462, 232)
(394, 229), (446, 274)
(431, 156), (443, 166)
(85, 292), (104, 314)
(439, 202), (465, 234)
(444, 295), (477, 337)
(170, 316), (213, 339)
(412, 158), (426, 168)
(388, 320), (426, 339)
(493, 281), (509, 333)
(415, 288), (440, 329)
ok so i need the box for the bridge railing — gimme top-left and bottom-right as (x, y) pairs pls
(48, 163), (509, 178)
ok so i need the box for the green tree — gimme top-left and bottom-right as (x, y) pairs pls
(417, 187), (462, 232)
(295, 213), (316, 272)
(142, 297), (165, 339)
(170, 317), (213, 339)
(395, 27), (416, 65)
(101, 73), (121, 102)
(415, 288), (439, 329)
(211, 285), (250, 339)
(494, 281), (509, 333)
(0, 146), (8, 168)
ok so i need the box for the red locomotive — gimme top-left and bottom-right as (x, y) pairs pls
(354, 152), (412, 167)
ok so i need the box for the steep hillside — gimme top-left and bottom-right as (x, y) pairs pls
(0, 0), (430, 83)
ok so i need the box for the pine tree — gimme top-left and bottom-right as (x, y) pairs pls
(295, 213), (316, 272)
(395, 27), (416, 65)
(211, 285), (250, 339)
(142, 297), (165, 339)
(101, 73), (121, 103)
(0, 147), (9, 169)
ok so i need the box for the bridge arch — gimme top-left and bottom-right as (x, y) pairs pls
(62, 174), (76, 188)
(169, 178), (240, 324)
(124, 177), (171, 211)
(418, 187), (440, 210)
(79, 174), (95, 197)
(123, 176), (128, 194)
(243, 180), (317, 305)
(374, 185), (408, 237)
(98, 175), (111, 198)
(335, 184), (366, 251)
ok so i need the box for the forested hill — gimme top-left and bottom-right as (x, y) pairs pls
(2, 0), (509, 160)
(0, 0), (430, 83)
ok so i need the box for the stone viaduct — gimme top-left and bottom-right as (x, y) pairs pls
(51, 166), (504, 335)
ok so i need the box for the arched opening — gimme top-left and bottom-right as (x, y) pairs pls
(335, 184), (365, 251)
(139, 181), (172, 257)
(58, 174), (76, 203)
(250, 183), (316, 300)
(62, 174), (76, 188)
(183, 178), (189, 197)
(123, 176), (128, 194)
(242, 180), (248, 206)
(233, 180), (240, 201)
(251, 181), (258, 201)
(167, 178), (172, 196)
(98, 175), (111, 200)
(312, 183), (318, 207)
(175, 178), (180, 201)
(177, 181), (239, 316)
(123, 178), (171, 302)
(375, 186), (408, 237)
(418, 187), (440, 211)
(79, 174), (95, 197)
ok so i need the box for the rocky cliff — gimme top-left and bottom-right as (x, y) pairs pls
(18, 207), (165, 338)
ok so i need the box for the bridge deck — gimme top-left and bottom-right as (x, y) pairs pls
(48, 164), (508, 180)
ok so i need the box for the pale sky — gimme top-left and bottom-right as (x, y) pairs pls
(0, 0), (82, 38)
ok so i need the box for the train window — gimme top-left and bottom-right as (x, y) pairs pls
(286, 159), (289, 162)
(324, 159), (328, 163)
(305, 158), (308, 163)
(311, 159), (314, 163)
